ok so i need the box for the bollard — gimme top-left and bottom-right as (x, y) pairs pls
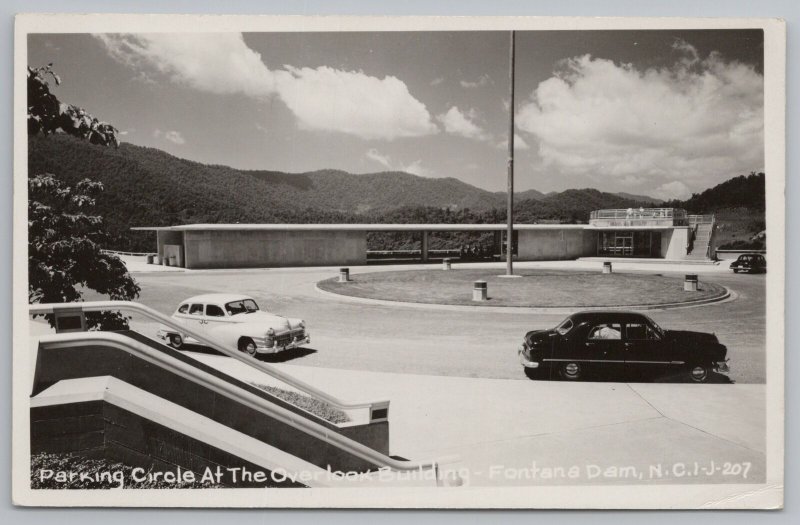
(473, 280), (488, 301)
(442, 258), (452, 271)
(603, 261), (613, 274)
(339, 267), (350, 283)
(684, 274), (698, 292)
(163, 257), (171, 267)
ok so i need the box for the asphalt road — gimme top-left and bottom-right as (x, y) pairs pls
(124, 262), (766, 384)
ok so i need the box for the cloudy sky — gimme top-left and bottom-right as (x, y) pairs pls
(29, 29), (764, 198)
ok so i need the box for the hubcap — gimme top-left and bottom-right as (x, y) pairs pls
(245, 342), (257, 355)
(564, 363), (580, 377)
(691, 366), (708, 381)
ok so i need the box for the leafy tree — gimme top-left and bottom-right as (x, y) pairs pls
(28, 63), (138, 329)
(28, 64), (119, 147)
(28, 174), (141, 329)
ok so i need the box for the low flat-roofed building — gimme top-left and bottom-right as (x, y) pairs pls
(132, 209), (716, 269)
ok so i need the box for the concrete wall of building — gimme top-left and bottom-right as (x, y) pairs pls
(661, 227), (690, 259)
(183, 229), (367, 269)
(516, 229), (595, 261)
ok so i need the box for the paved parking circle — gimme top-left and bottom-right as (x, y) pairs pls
(120, 260), (766, 384)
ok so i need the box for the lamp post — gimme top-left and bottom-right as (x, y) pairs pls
(505, 30), (516, 276)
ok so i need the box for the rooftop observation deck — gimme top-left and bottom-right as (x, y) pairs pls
(588, 208), (713, 229)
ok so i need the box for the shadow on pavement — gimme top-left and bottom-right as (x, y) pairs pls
(179, 344), (317, 363)
(527, 369), (734, 384)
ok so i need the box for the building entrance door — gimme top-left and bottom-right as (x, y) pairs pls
(615, 233), (633, 257)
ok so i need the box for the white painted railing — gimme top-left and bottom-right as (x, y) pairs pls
(29, 301), (388, 424)
(35, 331), (460, 484)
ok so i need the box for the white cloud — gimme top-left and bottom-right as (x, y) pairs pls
(496, 134), (530, 151)
(364, 149), (432, 177)
(366, 148), (392, 168)
(652, 180), (693, 201)
(402, 159), (432, 177)
(277, 66), (439, 140)
(153, 129), (186, 145)
(516, 42), (764, 193)
(430, 76), (445, 86)
(437, 106), (490, 141)
(460, 74), (492, 89)
(96, 33), (438, 140)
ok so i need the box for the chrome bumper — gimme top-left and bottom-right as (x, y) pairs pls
(518, 346), (540, 368)
(255, 335), (311, 354)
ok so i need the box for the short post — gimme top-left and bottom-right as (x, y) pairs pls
(146, 254), (155, 264)
(339, 267), (350, 283)
(442, 258), (452, 271)
(603, 261), (613, 274)
(684, 274), (698, 292)
(473, 280), (488, 302)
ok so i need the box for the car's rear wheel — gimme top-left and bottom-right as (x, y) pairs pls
(168, 334), (183, 349)
(238, 337), (258, 356)
(686, 363), (711, 383)
(559, 362), (583, 381)
(733, 269), (739, 273)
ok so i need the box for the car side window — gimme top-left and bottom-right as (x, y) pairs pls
(177, 304), (189, 314)
(189, 304), (204, 316)
(206, 304), (225, 317)
(588, 323), (621, 340)
(626, 322), (659, 341)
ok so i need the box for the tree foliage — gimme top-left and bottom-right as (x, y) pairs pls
(29, 174), (141, 329)
(28, 64), (120, 147)
(28, 63), (139, 329)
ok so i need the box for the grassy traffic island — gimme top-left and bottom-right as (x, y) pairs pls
(318, 269), (727, 309)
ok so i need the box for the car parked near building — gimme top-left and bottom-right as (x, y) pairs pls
(518, 311), (729, 383)
(157, 293), (309, 355)
(729, 253), (767, 273)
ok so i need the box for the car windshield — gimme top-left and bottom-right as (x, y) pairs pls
(554, 317), (574, 335)
(641, 314), (665, 338)
(224, 299), (260, 315)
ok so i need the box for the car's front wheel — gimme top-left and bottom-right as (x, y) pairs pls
(558, 361), (583, 381)
(238, 337), (258, 356)
(523, 367), (541, 380)
(686, 363), (711, 383)
(168, 334), (183, 349)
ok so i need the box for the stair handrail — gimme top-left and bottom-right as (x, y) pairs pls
(29, 301), (387, 423)
(35, 330), (461, 481)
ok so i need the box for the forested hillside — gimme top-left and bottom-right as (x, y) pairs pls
(29, 134), (761, 252)
(665, 172), (766, 250)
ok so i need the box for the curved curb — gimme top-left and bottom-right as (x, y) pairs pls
(314, 282), (734, 314)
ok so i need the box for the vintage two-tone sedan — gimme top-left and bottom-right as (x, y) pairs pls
(518, 311), (729, 383)
(157, 293), (309, 355)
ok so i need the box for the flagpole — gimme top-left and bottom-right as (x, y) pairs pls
(506, 30), (516, 276)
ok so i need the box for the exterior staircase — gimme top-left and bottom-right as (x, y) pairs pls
(686, 217), (715, 260)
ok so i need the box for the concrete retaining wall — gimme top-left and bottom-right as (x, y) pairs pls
(32, 332), (389, 472)
(516, 228), (595, 261)
(31, 399), (298, 487)
(183, 230), (367, 269)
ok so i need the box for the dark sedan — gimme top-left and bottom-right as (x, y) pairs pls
(518, 311), (729, 383)
(730, 254), (766, 273)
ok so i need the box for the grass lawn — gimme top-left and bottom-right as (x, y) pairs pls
(318, 269), (726, 308)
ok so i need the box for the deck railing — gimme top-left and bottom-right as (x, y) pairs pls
(589, 208), (688, 227)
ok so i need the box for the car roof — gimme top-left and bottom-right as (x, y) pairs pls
(568, 311), (651, 323)
(180, 293), (255, 305)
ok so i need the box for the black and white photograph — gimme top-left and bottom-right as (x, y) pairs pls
(12, 14), (785, 508)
